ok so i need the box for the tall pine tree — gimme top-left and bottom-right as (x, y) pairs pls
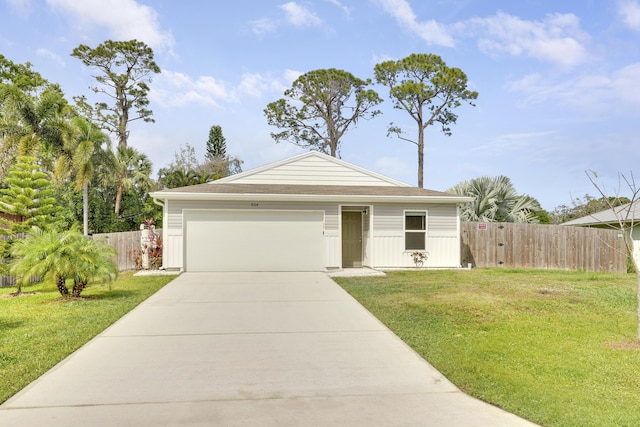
(0, 155), (63, 235)
(205, 125), (226, 160)
(0, 156), (64, 290)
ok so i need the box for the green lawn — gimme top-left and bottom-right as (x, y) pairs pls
(334, 269), (640, 427)
(0, 272), (176, 404)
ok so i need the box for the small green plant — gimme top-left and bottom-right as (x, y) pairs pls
(411, 251), (428, 267)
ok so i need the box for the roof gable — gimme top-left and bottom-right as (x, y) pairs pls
(214, 151), (409, 187)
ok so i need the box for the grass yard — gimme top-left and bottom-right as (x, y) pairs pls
(334, 269), (640, 427)
(0, 272), (176, 404)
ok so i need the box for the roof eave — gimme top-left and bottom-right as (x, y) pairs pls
(150, 191), (473, 204)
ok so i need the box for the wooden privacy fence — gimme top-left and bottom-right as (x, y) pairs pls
(93, 229), (162, 271)
(460, 222), (627, 273)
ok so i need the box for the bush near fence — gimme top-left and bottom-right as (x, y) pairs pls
(0, 229), (163, 287)
(461, 222), (627, 273)
(93, 229), (163, 271)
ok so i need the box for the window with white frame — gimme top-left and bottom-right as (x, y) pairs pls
(405, 211), (426, 250)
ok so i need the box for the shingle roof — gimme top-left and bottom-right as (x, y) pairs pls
(562, 201), (640, 226)
(155, 183), (453, 197)
(151, 183), (472, 203)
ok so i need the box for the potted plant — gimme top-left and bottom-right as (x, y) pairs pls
(411, 251), (428, 267)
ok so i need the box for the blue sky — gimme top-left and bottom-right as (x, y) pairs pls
(2, 0), (640, 210)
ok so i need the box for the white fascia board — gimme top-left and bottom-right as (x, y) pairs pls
(151, 192), (473, 204)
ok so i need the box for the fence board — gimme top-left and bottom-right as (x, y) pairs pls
(461, 222), (627, 273)
(93, 229), (163, 271)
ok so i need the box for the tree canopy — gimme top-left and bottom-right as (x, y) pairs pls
(0, 52), (164, 236)
(550, 194), (631, 224)
(374, 53), (478, 188)
(449, 175), (542, 223)
(0, 54), (49, 92)
(264, 68), (382, 157)
(158, 142), (242, 189)
(71, 39), (161, 148)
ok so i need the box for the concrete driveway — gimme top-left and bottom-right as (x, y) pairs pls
(0, 272), (536, 426)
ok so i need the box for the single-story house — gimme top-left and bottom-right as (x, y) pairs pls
(150, 151), (472, 272)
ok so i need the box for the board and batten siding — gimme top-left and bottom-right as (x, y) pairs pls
(231, 156), (400, 186)
(163, 199), (340, 269)
(370, 203), (461, 268)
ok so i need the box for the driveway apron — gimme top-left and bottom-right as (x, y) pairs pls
(0, 272), (537, 426)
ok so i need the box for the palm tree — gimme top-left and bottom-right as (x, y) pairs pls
(55, 116), (109, 235)
(10, 227), (78, 295)
(70, 236), (117, 297)
(10, 227), (117, 297)
(0, 84), (71, 176)
(110, 145), (153, 215)
(449, 175), (541, 223)
(158, 168), (212, 189)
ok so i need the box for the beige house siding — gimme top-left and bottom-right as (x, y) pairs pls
(220, 153), (405, 187)
(370, 203), (460, 268)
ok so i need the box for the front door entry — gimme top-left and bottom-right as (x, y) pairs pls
(342, 211), (363, 268)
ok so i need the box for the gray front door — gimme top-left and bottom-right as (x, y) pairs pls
(342, 211), (362, 268)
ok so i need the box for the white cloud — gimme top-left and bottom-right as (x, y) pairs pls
(279, 2), (322, 27)
(238, 73), (288, 97)
(152, 69), (294, 108)
(250, 18), (277, 36)
(610, 63), (640, 104)
(465, 12), (589, 67)
(5, 0), (33, 16)
(618, 0), (640, 31)
(36, 48), (65, 67)
(507, 63), (640, 116)
(284, 69), (302, 83)
(374, 0), (455, 47)
(46, 0), (174, 52)
(472, 131), (556, 155)
(152, 70), (235, 108)
(326, 0), (350, 16)
(374, 3), (589, 67)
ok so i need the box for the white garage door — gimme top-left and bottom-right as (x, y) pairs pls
(184, 210), (325, 272)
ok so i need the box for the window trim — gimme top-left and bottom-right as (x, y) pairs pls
(404, 210), (427, 251)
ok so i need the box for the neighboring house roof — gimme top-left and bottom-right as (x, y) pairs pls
(151, 151), (472, 204)
(562, 201), (640, 226)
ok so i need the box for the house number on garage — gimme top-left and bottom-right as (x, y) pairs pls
(251, 202), (259, 207)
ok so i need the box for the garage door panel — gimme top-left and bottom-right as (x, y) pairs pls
(184, 210), (324, 272)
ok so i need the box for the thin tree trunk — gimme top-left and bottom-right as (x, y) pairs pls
(56, 275), (68, 296)
(417, 130), (424, 188)
(83, 182), (89, 236)
(72, 279), (87, 298)
(415, 112), (426, 188)
(114, 182), (123, 215)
